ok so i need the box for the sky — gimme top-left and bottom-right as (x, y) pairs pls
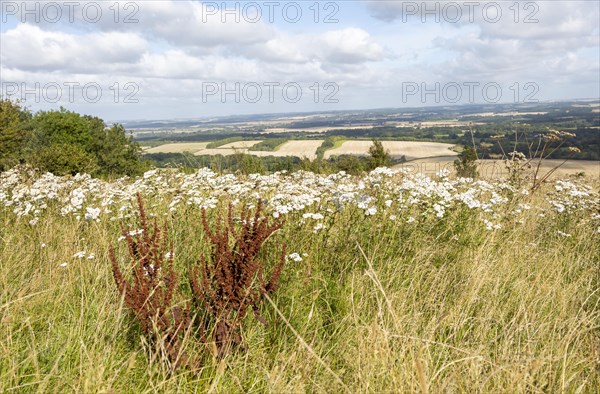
(0, 0), (599, 121)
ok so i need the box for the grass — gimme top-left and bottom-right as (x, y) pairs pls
(0, 181), (599, 392)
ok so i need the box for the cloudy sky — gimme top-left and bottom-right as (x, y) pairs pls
(1, 0), (598, 121)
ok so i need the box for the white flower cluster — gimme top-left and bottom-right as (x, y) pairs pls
(1, 166), (598, 235)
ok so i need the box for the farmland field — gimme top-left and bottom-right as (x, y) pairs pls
(144, 142), (209, 154)
(190, 140), (324, 159)
(324, 140), (458, 160)
(218, 140), (263, 149)
(1, 165), (599, 392)
(268, 140), (324, 159)
(398, 158), (600, 179)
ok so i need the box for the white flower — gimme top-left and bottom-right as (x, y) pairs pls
(84, 207), (101, 221)
(73, 251), (87, 259)
(286, 253), (303, 262)
(59, 262), (68, 267)
(143, 170), (158, 179)
(433, 203), (445, 218)
(365, 207), (377, 216)
(128, 229), (143, 237)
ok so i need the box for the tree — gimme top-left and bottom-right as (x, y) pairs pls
(27, 108), (142, 177)
(0, 99), (32, 170)
(454, 145), (479, 178)
(368, 139), (391, 168)
(90, 123), (143, 177)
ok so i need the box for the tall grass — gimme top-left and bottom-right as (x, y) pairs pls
(1, 183), (598, 393)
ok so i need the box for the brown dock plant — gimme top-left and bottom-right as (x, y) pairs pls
(109, 193), (192, 370)
(190, 199), (286, 358)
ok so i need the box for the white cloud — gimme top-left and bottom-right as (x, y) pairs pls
(1, 24), (147, 73)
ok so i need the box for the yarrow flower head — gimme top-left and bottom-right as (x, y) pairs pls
(286, 252), (303, 262)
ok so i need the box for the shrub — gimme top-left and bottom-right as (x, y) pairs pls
(368, 139), (391, 168)
(454, 145), (479, 178)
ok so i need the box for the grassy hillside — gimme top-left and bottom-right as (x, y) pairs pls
(1, 166), (599, 392)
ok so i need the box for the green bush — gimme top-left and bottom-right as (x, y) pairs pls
(30, 143), (98, 175)
(454, 145), (479, 178)
(368, 139), (391, 168)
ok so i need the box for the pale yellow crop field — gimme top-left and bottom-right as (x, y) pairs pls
(193, 148), (245, 156)
(218, 140), (263, 149)
(262, 126), (373, 134)
(395, 158), (600, 180)
(271, 140), (323, 159)
(324, 141), (457, 160)
(144, 142), (209, 154)
(192, 140), (323, 159)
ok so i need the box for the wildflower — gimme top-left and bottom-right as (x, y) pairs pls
(556, 230), (572, 238)
(59, 262), (68, 267)
(128, 229), (143, 237)
(286, 253), (303, 262)
(73, 251), (87, 259)
(84, 207), (101, 221)
(433, 203), (445, 218)
(365, 207), (377, 216)
(302, 213), (324, 220)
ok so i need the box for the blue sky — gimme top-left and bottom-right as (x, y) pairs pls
(1, 1), (598, 121)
